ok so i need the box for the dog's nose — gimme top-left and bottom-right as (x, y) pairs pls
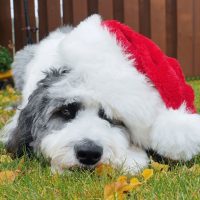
(75, 140), (103, 165)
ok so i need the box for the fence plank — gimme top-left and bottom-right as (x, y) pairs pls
(38, 0), (48, 40)
(124, 0), (139, 31)
(194, 0), (200, 76)
(150, 0), (167, 53)
(14, 0), (36, 51)
(88, 0), (98, 15)
(39, 0), (61, 40)
(63, 0), (73, 25)
(98, 0), (114, 20)
(46, 0), (61, 31)
(166, 0), (177, 58)
(14, 0), (26, 51)
(27, 0), (36, 43)
(73, 0), (88, 25)
(0, 0), (12, 50)
(177, 0), (194, 77)
(113, 0), (124, 22)
(139, 0), (151, 37)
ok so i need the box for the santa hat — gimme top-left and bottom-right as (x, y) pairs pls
(102, 20), (196, 113)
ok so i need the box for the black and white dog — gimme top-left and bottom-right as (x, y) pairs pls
(1, 15), (200, 174)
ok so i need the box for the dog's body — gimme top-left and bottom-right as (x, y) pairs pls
(1, 15), (200, 174)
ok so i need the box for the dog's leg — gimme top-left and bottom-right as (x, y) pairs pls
(149, 104), (200, 160)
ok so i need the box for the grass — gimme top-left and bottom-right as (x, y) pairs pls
(0, 81), (200, 200)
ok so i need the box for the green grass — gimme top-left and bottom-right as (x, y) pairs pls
(0, 81), (200, 200)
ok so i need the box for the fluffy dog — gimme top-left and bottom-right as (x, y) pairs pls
(1, 15), (200, 174)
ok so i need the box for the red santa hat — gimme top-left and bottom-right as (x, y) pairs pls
(102, 20), (196, 113)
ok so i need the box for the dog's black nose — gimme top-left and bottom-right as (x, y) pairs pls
(75, 140), (103, 165)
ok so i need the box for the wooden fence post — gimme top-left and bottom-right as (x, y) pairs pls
(72, 0), (88, 25)
(38, 0), (61, 40)
(14, 0), (36, 51)
(0, 0), (12, 52)
(63, 0), (73, 25)
(124, 0), (139, 32)
(139, 0), (151, 38)
(177, 0), (194, 77)
(194, 0), (200, 77)
(98, 0), (114, 20)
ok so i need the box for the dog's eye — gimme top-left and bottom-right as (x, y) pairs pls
(61, 107), (70, 116)
(98, 108), (125, 127)
(55, 103), (81, 121)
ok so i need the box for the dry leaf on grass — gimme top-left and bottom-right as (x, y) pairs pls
(0, 170), (20, 184)
(130, 177), (142, 187)
(6, 86), (15, 94)
(142, 169), (153, 181)
(117, 176), (127, 184)
(0, 155), (13, 163)
(104, 181), (128, 200)
(0, 156), (25, 185)
(98, 164), (154, 199)
(151, 161), (169, 172)
(104, 176), (143, 199)
(95, 163), (114, 176)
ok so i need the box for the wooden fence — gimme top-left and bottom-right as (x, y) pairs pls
(0, 0), (200, 77)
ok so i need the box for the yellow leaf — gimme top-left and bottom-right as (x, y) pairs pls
(151, 161), (169, 172)
(117, 176), (127, 184)
(104, 177), (142, 200)
(95, 163), (114, 176)
(0, 70), (12, 79)
(142, 169), (153, 181)
(130, 177), (142, 187)
(6, 85), (15, 94)
(0, 155), (13, 163)
(0, 170), (20, 184)
(104, 181), (127, 200)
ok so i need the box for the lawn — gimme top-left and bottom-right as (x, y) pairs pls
(0, 80), (200, 200)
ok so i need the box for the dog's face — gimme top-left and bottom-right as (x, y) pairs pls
(6, 68), (148, 173)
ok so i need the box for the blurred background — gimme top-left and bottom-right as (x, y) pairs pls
(0, 0), (199, 78)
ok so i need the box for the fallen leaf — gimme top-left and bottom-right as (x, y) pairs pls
(0, 155), (13, 163)
(130, 177), (142, 187)
(104, 176), (142, 199)
(104, 181), (127, 200)
(95, 163), (114, 176)
(0, 170), (20, 184)
(6, 86), (15, 94)
(117, 176), (127, 184)
(142, 169), (153, 181)
(151, 161), (169, 172)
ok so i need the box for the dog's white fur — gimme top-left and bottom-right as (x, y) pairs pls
(1, 15), (200, 174)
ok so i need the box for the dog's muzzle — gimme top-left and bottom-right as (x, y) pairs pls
(74, 140), (103, 165)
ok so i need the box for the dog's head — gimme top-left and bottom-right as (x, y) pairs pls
(6, 15), (152, 173)
(7, 67), (149, 173)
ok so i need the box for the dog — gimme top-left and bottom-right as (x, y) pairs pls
(1, 15), (200, 174)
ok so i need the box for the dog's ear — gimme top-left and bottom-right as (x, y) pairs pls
(6, 105), (35, 157)
(5, 82), (48, 156)
(6, 67), (69, 157)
